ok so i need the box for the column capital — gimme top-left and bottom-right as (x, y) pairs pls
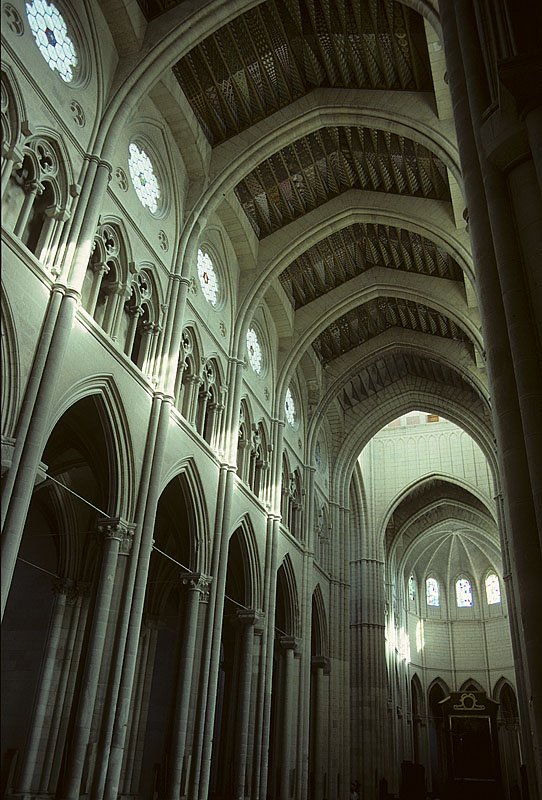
(279, 635), (300, 653)
(180, 571), (212, 596)
(311, 655), (331, 675)
(96, 517), (135, 554)
(51, 576), (80, 604)
(235, 608), (264, 628)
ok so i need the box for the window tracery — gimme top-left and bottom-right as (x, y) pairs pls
(26, 0), (78, 83)
(197, 248), (219, 306)
(8, 136), (68, 265)
(285, 386), (297, 428)
(128, 142), (160, 213)
(247, 326), (262, 374)
(196, 359), (224, 448)
(175, 327), (201, 422)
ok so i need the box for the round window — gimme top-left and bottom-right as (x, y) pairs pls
(26, 0), (78, 83)
(128, 142), (161, 214)
(197, 249), (219, 306)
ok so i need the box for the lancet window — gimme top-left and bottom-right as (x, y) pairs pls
(456, 576), (474, 607)
(426, 576), (440, 607)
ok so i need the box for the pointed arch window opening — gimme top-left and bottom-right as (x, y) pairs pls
(485, 572), (501, 605)
(408, 575), (416, 603)
(456, 577), (473, 607)
(426, 577), (439, 607)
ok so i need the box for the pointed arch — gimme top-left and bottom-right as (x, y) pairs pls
(311, 583), (328, 658)
(428, 677), (450, 702)
(175, 324), (202, 419)
(275, 554), (299, 637)
(228, 514), (262, 610)
(1, 63), (27, 154)
(411, 673), (424, 715)
(459, 678), (485, 693)
(160, 456), (210, 574)
(49, 375), (135, 519)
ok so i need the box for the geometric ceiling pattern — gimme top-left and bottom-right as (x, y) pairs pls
(338, 351), (483, 414)
(279, 222), (464, 308)
(312, 297), (473, 365)
(173, 0), (432, 144)
(235, 127), (451, 237)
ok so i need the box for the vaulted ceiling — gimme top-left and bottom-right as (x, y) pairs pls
(136, 0), (485, 449)
(172, 0), (433, 145)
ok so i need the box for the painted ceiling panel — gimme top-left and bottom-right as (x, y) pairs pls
(279, 223), (463, 308)
(235, 127), (451, 237)
(173, 0), (432, 144)
(312, 298), (473, 366)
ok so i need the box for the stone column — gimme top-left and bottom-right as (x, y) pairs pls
(440, 3), (542, 792)
(351, 554), (387, 800)
(59, 518), (133, 800)
(126, 616), (160, 795)
(13, 179), (41, 237)
(1, 159), (111, 620)
(166, 573), (211, 800)
(35, 205), (60, 266)
(106, 283), (129, 339)
(280, 636), (299, 800)
(40, 586), (83, 792)
(312, 656), (330, 800)
(123, 305), (143, 358)
(145, 322), (162, 379)
(1, 143), (23, 199)
(44, 206), (70, 272)
(120, 621), (151, 796)
(138, 319), (155, 373)
(86, 261), (109, 317)
(233, 610), (261, 800)
(47, 588), (91, 793)
(16, 579), (72, 795)
(257, 417), (285, 800)
(185, 375), (202, 425)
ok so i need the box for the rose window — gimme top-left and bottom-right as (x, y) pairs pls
(128, 143), (161, 213)
(26, 0), (78, 83)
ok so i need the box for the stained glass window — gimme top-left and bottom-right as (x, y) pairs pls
(426, 577), (439, 607)
(408, 575), (416, 602)
(26, 0), (78, 83)
(197, 249), (219, 306)
(246, 327), (262, 374)
(485, 573), (501, 605)
(456, 577), (473, 607)
(284, 387), (296, 428)
(128, 143), (161, 213)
